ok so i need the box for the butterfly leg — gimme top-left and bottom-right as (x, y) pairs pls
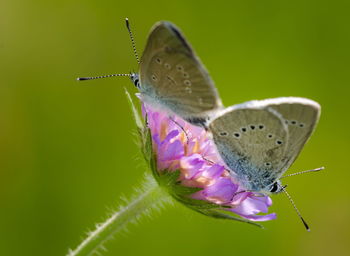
(202, 156), (215, 164)
(144, 112), (149, 127)
(169, 116), (189, 144)
(230, 190), (266, 200)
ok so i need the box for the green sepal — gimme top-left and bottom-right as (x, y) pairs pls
(142, 124), (153, 165)
(124, 89), (144, 131)
(172, 183), (203, 196)
(125, 89), (153, 165)
(193, 208), (264, 228)
(157, 169), (181, 187)
(157, 170), (221, 210)
(149, 146), (159, 180)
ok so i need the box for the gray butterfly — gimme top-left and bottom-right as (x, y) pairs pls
(208, 97), (321, 194)
(78, 20), (222, 127)
(130, 21), (223, 127)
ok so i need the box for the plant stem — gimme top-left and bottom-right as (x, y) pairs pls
(67, 174), (171, 256)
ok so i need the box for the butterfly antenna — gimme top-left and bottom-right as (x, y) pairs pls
(280, 167), (324, 179)
(280, 186), (310, 231)
(125, 18), (140, 64)
(77, 73), (131, 81)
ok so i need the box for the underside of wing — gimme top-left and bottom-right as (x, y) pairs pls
(209, 105), (289, 190)
(209, 97), (321, 186)
(139, 21), (222, 120)
(259, 97), (321, 172)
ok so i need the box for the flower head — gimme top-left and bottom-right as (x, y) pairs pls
(139, 101), (276, 225)
(123, 89), (276, 226)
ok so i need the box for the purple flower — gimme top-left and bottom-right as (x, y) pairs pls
(141, 102), (276, 224)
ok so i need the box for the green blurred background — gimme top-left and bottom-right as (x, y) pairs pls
(1, 0), (349, 255)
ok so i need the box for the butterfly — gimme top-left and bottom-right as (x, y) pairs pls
(130, 21), (223, 127)
(78, 20), (223, 127)
(208, 97), (320, 194)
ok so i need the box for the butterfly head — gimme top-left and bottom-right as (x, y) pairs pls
(267, 180), (285, 194)
(130, 73), (140, 89)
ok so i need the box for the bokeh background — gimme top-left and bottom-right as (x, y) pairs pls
(1, 0), (349, 255)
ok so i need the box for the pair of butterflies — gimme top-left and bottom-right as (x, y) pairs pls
(79, 21), (320, 197)
(129, 21), (321, 196)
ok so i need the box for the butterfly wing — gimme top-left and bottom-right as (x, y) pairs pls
(262, 97), (321, 172)
(208, 97), (320, 192)
(209, 102), (289, 191)
(139, 21), (222, 125)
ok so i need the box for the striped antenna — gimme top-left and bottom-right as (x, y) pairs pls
(280, 186), (310, 231)
(125, 18), (140, 64)
(280, 167), (324, 179)
(77, 73), (130, 81)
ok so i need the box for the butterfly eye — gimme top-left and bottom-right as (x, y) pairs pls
(269, 182), (279, 193)
(132, 74), (140, 88)
(134, 79), (140, 88)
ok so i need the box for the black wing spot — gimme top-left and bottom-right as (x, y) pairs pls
(176, 65), (183, 71)
(151, 74), (158, 81)
(184, 80), (191, 86)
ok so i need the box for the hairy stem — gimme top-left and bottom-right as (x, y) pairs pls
(67, 174), (171, 256)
